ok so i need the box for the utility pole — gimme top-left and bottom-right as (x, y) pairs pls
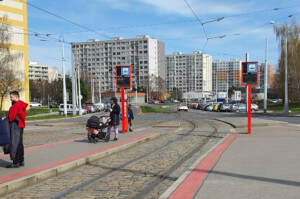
(135, 80), (137, 103)
(91, 78), (94, 103)
(226, 73), (229, 103)
(71, 45), (77, 116)
(78, 66), (82, 115)
(99, 80), (101, 104)
(215, 72), (218, 102)
(60, 36), (67, 117)
(283, 28), (289, 114)
(264, 38), (268, 113)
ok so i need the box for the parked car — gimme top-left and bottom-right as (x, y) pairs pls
(173, 100), (179, 103)
(148, 100), (155, 104)
(177, 104), (188, 111)
(213, 104), (219, 111)
(30, 102), (42, 107)
(82, 105), (91, 113)
(219, 104), (231, 112)
(165, 100), (173, 103)
(231, 104), (246, 112)
(269, 99), (279, 103)
(251, 104), (258, 111)
(206, 104), (214, 111)
(59, 104), (87, 115)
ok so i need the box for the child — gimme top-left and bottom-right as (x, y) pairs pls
(128, 104), (134, 132)
(86, 115), (100, 142)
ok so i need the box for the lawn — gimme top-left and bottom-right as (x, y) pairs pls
(140, 106), (176, 113)
(258, 102), (300, 113)
(27, 107), (58, 116)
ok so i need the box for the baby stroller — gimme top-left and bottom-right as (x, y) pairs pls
(86, 115), (111, 143)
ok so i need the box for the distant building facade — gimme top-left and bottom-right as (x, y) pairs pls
(165, 51), (212, 94)
(71, 35), (165, 92)
(212, 59), (242, 92)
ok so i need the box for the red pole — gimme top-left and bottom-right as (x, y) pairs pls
(121, 88), (125, 133)
(248, 86), (251, 134)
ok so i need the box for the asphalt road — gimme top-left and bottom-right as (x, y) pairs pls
(27, 104), (300, 126)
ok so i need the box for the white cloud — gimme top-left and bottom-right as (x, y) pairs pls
(137, 0), (245, 17)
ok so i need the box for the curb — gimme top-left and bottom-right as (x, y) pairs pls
(213, 119), (288, 128)
(159, 133), (232, 199)
(26, 115), (86, 123)
(0, 132), (165, 196)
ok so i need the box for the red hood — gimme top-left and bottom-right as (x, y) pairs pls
(17, 100), (28, 110)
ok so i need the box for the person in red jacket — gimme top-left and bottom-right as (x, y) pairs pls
(7, 91), (28, 168)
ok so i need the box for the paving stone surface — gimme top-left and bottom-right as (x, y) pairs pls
(2, 119), (232, 199)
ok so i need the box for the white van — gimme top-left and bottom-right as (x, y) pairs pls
(59, 104), (88, 115)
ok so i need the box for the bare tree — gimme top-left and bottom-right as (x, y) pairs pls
(0, 16), (23, 113)
(273, 20), (300, 102)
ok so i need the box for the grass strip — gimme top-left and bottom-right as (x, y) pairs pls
(26, 114), (76, 121)
(140, 106), (176, 113)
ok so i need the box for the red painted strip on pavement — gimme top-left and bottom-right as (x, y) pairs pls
(0, 137), (86, 158)
(169, 133), (238, 199)
(0, 133), (155, 184)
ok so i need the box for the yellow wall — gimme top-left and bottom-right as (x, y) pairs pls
(0, 0), (29, 111)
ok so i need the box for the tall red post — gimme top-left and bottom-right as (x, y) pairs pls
(121, 88), (128, 133)
(248, 86), (251, 134)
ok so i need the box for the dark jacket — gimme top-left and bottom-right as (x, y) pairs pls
(109, 100), (120, 126)
(0, 116), (10, 146)
(3, 117), (20, 160)
(128, 108), (134, 121)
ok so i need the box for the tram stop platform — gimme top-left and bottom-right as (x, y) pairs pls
(0, 125), (169, 196)
(161, 123), (300, 199)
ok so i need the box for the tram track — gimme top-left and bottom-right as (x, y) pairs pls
(50, 117), (226, 199)
(3, 116), (231, 199)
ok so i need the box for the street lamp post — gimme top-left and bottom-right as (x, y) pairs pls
(59, 36), (67, 117)
(270, 21), (289, 114)
(264, 38), (268, 113)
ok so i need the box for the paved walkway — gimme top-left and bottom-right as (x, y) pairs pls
(162, 123), (300, 199)
(0, 126), (168, 195)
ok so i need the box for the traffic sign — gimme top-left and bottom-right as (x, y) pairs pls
(235, 91), (241, 101)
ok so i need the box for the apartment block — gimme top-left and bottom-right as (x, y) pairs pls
(165, 51), (212, 93)
(0, 0), (29, 111)
(71, 35), (165, 92)
(28, 62), (59, 83)
(212, 59), (242, 92)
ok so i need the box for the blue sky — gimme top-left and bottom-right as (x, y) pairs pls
(26, 0), (300, 74)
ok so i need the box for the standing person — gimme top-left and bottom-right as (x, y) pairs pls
(7, 91), (28, 168)
(107, 97), (120, 141)
(128, 104), (134, 132)
(49, 104), (53, 113)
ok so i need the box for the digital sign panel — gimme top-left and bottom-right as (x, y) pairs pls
(241, 62), (258, 86)
(116, 65), (132, 88)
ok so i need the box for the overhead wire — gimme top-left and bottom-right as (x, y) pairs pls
(18, 0), (110, 39)
(183, 0), (208, 52)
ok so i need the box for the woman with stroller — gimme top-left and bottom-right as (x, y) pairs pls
(107, 97), (120, 141)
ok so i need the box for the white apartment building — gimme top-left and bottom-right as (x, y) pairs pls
(71, 35), (165, 91)
(28, 62), (49, 81)
(28, 62), (59, 83)
(165, 51), (212, 94)
(212, 59), (242, 92)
